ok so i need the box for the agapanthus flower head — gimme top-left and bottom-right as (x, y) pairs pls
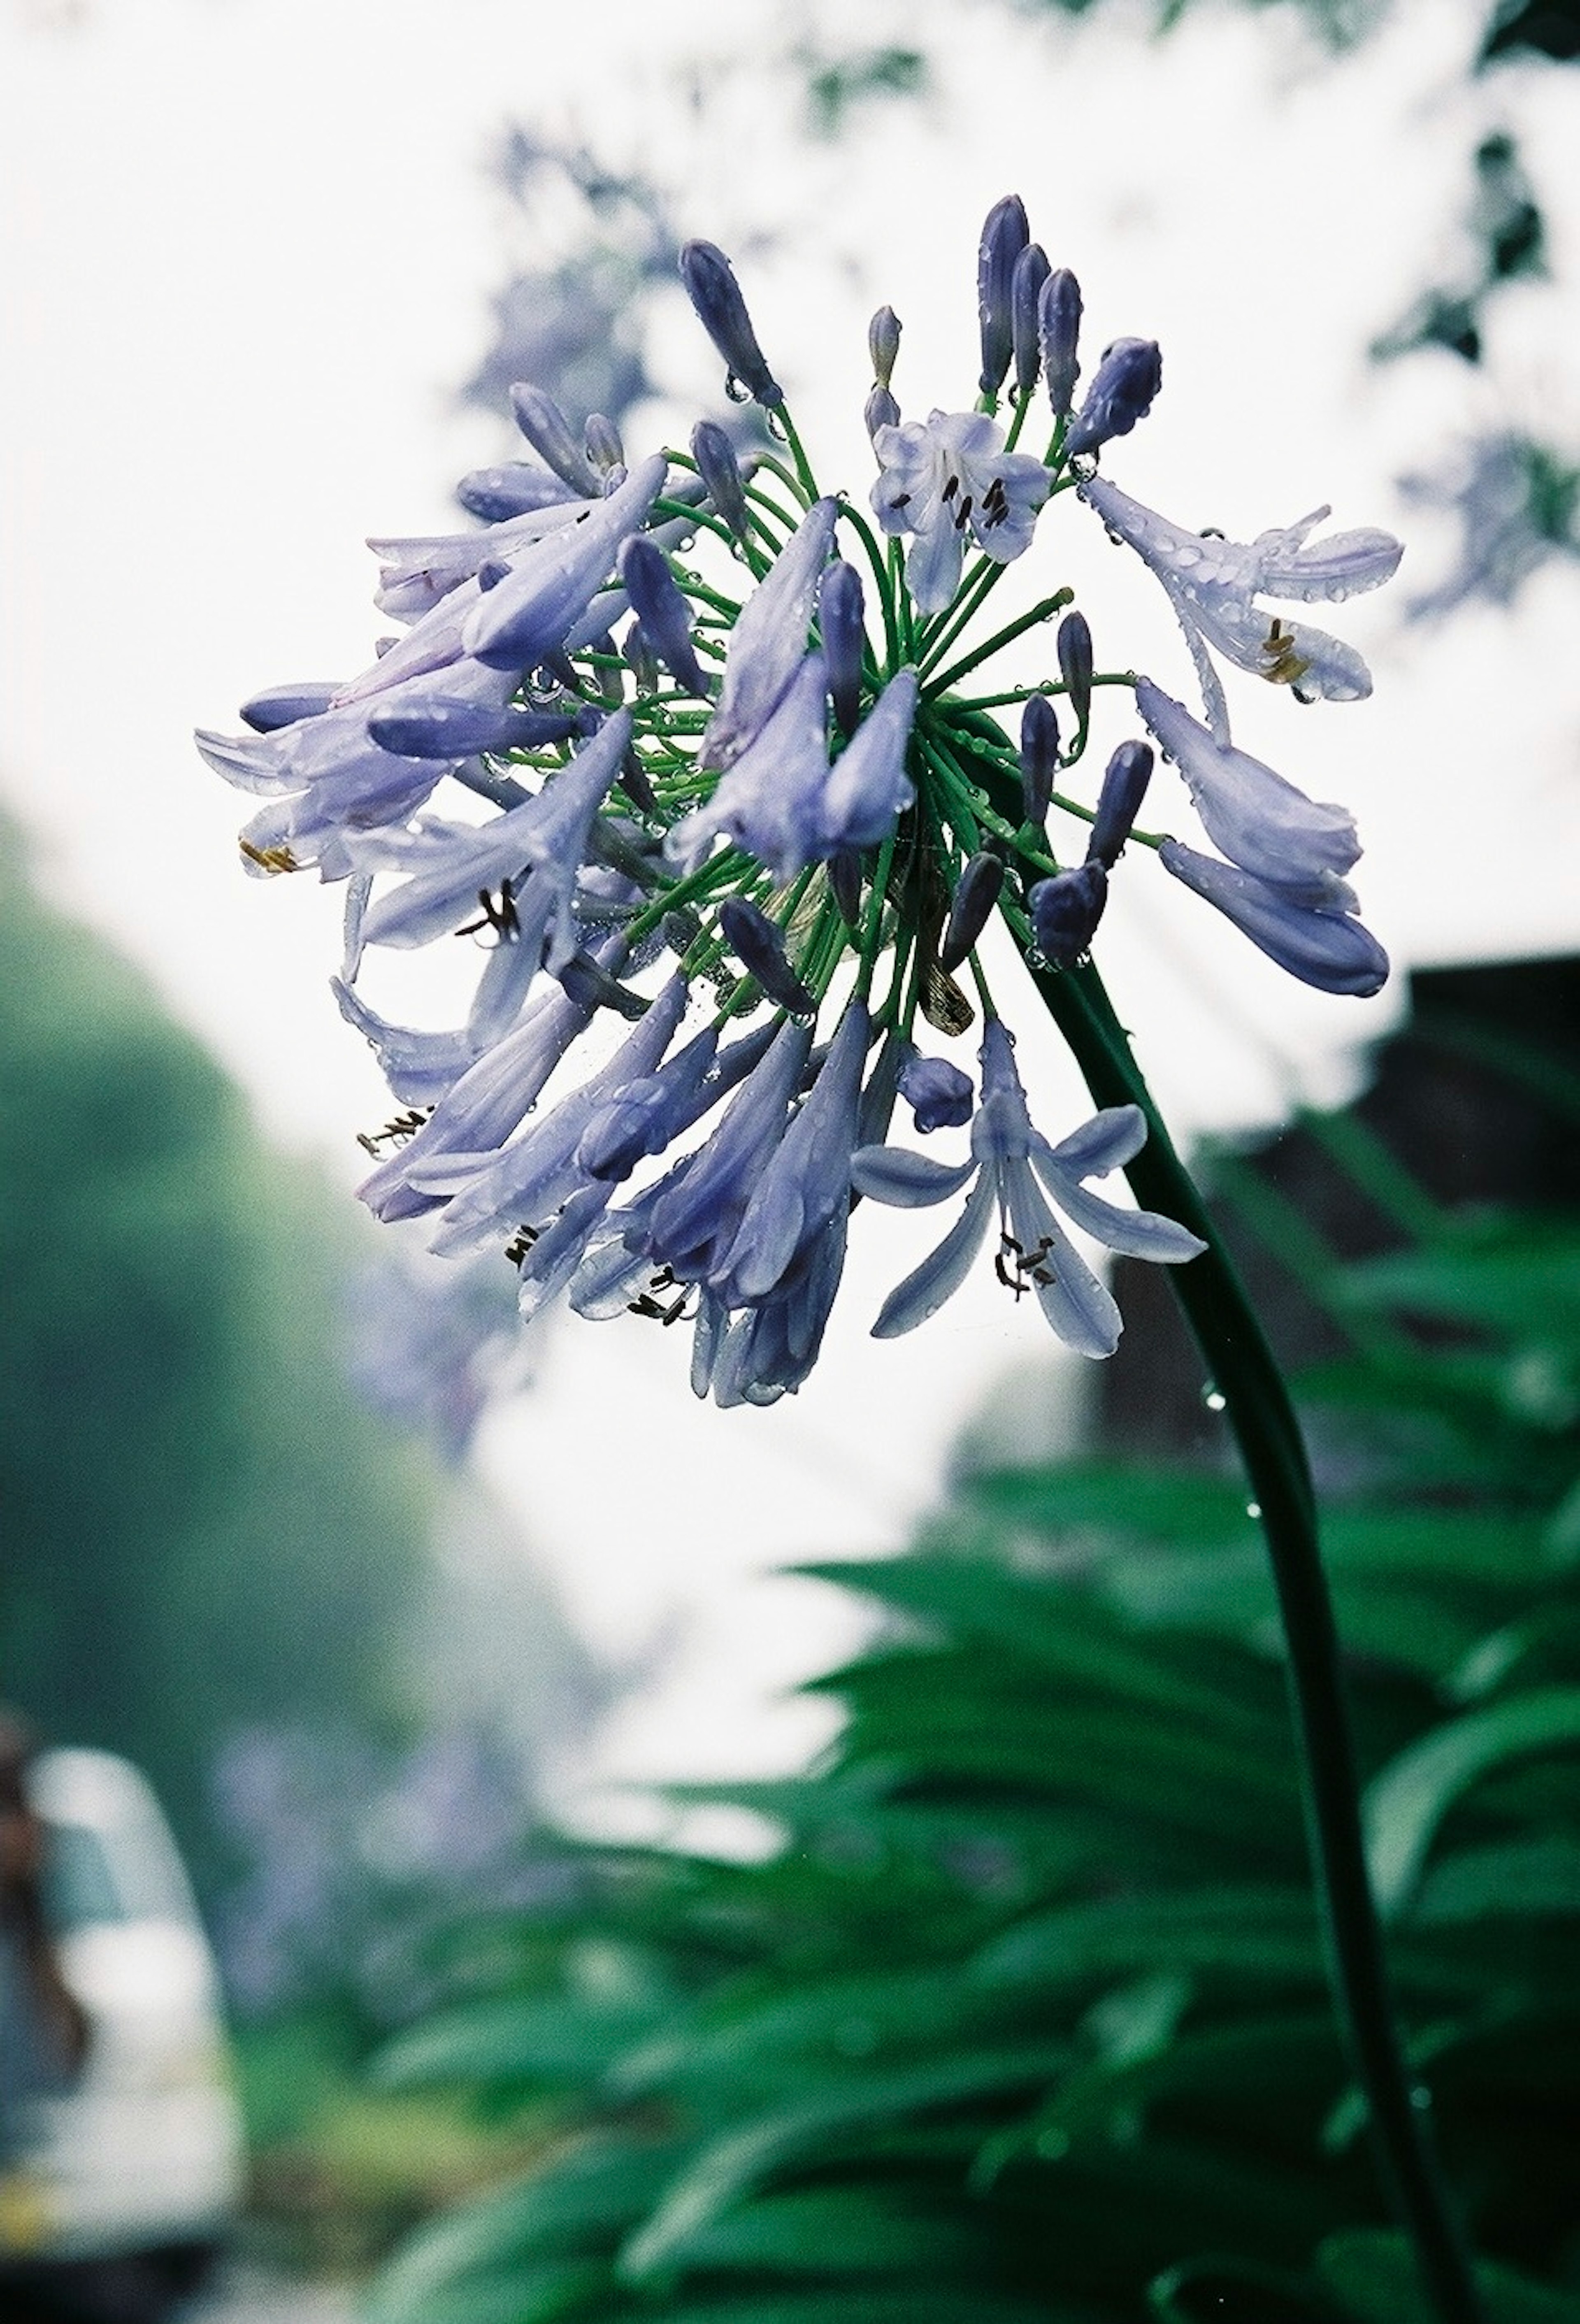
(201, 192), (1397, 1412)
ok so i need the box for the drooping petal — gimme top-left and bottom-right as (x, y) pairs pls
(849, 1145), (977, 1208)
(1160, 838), (1390, 996)
(870, 1168), (996, 1338)
(1137, 679), (1360, 886)
(700, 498), (838, 771)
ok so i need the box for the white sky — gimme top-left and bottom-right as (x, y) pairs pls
(4, 0), (1577, 1820)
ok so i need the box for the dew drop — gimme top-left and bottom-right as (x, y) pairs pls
(1246, 1501), (1262, 1521)
(1202, 1386), (1227, 1413)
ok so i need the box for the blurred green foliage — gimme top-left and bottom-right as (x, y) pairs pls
(0, 825), (435, 1886)
(357, 1106), (1580, 2320)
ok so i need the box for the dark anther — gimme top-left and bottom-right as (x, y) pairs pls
(457, 877), (520, 941)
(994, 1230), (1056, 1298)
(504, 1223), (541, 1266)
(356, 1107), (433, 1158)
(953, 493), (974, 532)
(982, 477), (1009, 529)
(941, 473), (959, 504)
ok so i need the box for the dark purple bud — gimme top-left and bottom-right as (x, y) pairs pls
(1064, 337), (1163, 458)
(240, 681), (340, 732)
(454, 462), (574, 522)
(1019, 693), (1060, 826)
(508, 383), (602, 495)
(1011, 243), (1050, 398)
(868, 304), (901, 388)
(584, 413), (625, 476)
(1057, 610), (1094, 732)
(829, 847), (863, 927)
(718, 896), (814, 1015)
(367, 699), (587, 759)
(977, 194), (1030, 397)
(1028, 861), (1108, 966)
(476, 558), (510, 592)
(1087, 740), (1154, 869)
(864, 383), (901, 440)
(690, 420), (750, 541)
(618, 747), (656, 814)
(555, 950), (651, 1018)
(618, 535), (707, 696)
(939, 851), (1006, 973)
(1038, 269), (1083, 419)
(897, 1052), (974, 1134)
(820, 560), (866, 738)
(678, 240), (783, 408)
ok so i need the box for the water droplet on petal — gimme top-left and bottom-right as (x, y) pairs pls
(1203, 1386), (1226, 1412)
(1246, 1500), (1262, 1521)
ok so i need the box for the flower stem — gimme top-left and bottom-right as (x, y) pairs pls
(1021, 951), (1486, 2324)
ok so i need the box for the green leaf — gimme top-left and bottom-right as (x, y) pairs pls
(1150, 2253), (1334, 2323)
(1363, 1687), (1580, 1916)
(371, 1990), (666, 2094)
(660, 2186), (982, 2277)
(1319, 2229), (1580, 2323)
(618, 2044), (1072, 2281)
(362, 2257), (614, 2324)
(1414, 1836), (1580, 1924)
(361, 2142), (683, 2320)
(974, 1887), (1326, 1991)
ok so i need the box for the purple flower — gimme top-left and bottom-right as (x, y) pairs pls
(1065, 337), (1162, 459)
(619, 534), (707, 695)
(1039, 268), (1083, 419)
(463, 453), (667, 674)
(700, 498), (838, 772)
(1087, 740), (1154, 869)
(939, 851), (1005, 973)
(851, 1020), (1203, 1355)
(508, 383), (603, 496)
(690, 420), (750, 542)
(1083, 473), (1402, 738)
(1136, 679), (1359, 887)
(976, 195), (1030, 397)
(678, 240), (783, 408)
(1028, 861), (1107, 965)
(871, 410), (1051, 614)
(1159, 839), (1389, 997)
(897, 1050), (974, 1133)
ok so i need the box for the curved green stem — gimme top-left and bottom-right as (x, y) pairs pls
(1022, 952), (1485, 2324)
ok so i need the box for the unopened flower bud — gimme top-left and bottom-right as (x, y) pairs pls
(1029, 861), (1107, 965)
(868, 304), (902, 388)
(455, 463), (573, 523)
(508, 383), (602, 495)
(619, 535), (707, 696)
(1038, 269), (1083, 419)
(240, 681), (339, 732)
(718, 896), (814, 1014)
(977, 194), (1030, 397)
(1087, 740), (1154, 869)
(678, 240), (783, 408)
(690, 419), (750, 541)
(820, 560), (866, 738)
(897, 1052), (974, 1133)
(939, 850), (1006, 973)
(864, 383), (901, 440)
(1020, 693), (1060, 826)
(1011, 243), (1050, 399)
(1064, 337), (1163, 458)
(584, 412), (625, 477)
(1057, 610), (1094, 732)
(555, 950), (651, 1018)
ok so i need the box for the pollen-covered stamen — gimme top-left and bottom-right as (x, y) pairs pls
(1259, 618), (1313, 686)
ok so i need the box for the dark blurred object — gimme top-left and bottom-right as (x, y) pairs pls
(462, 131), (676, 436)
(1372, 132), (1545, 368)
(1480, 0), (1580, 63)
(1101, 955), (1580, 1455)
(1399, 431), (1580, 619)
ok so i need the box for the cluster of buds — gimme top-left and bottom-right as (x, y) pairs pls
(199, 196), (1401, 1408)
